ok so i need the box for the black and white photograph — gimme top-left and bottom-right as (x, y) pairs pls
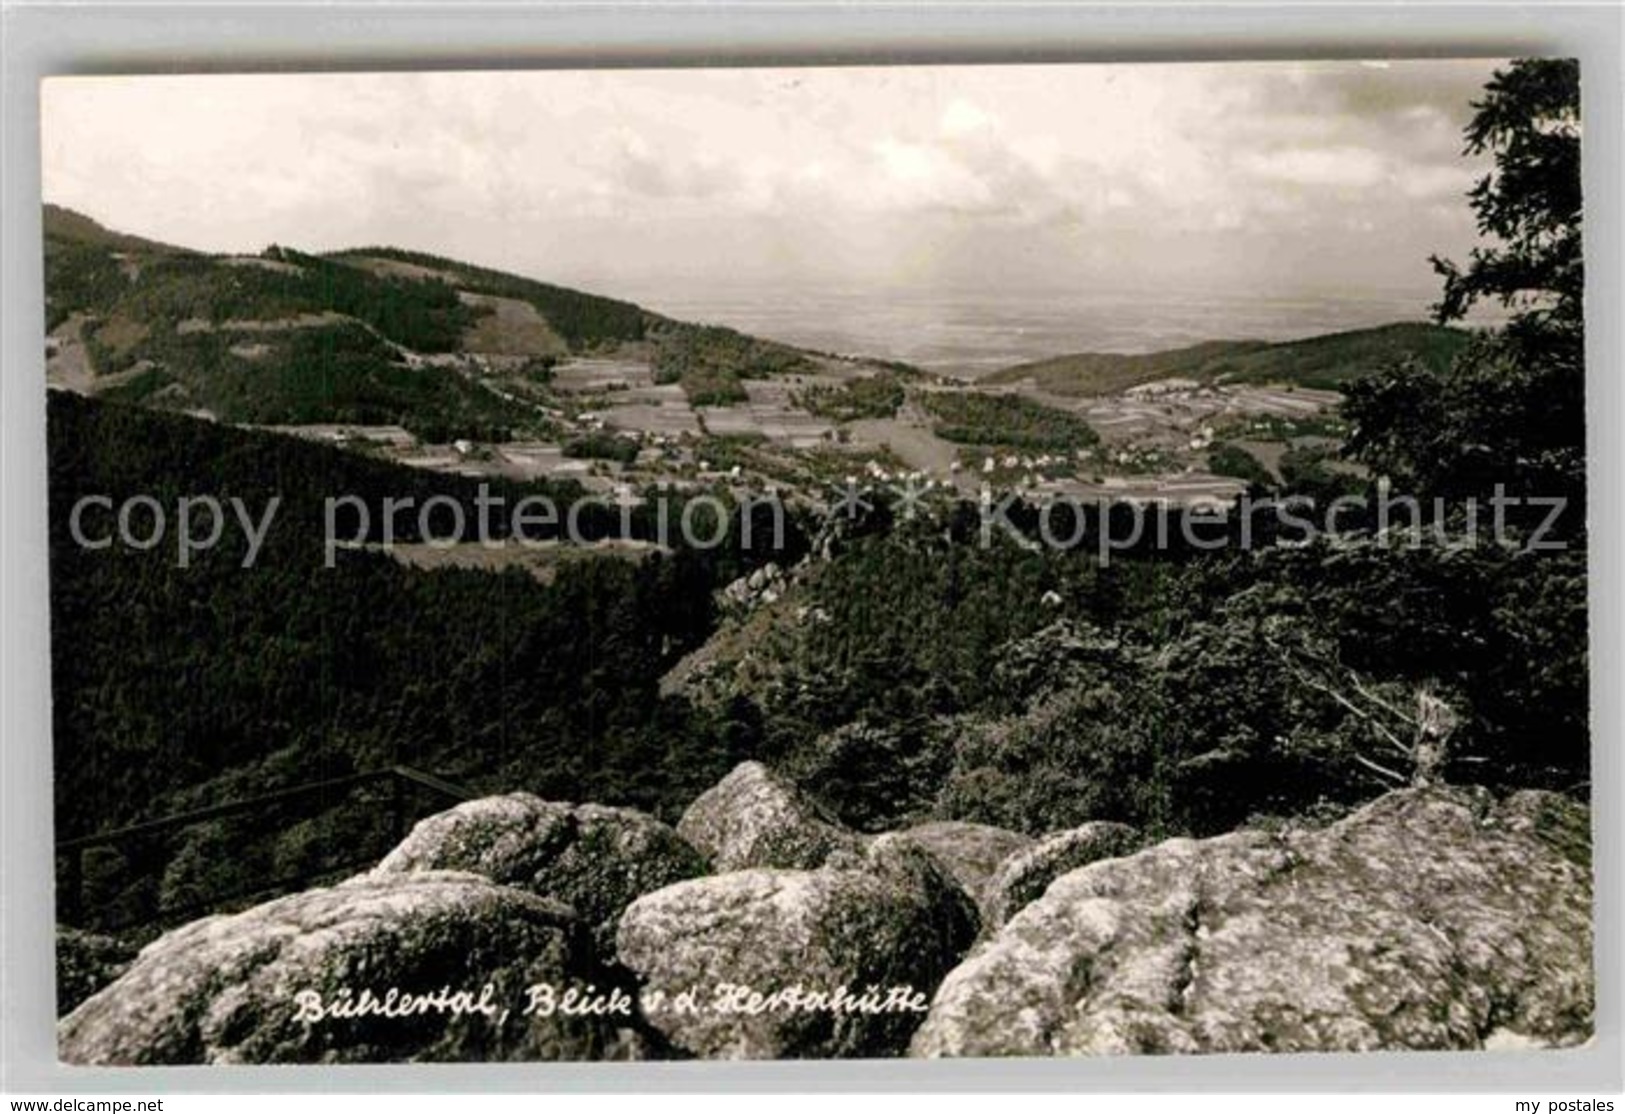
(35, 57), (1592, 1066)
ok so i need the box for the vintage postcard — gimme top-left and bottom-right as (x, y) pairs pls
(41, 60), (1590, 1063)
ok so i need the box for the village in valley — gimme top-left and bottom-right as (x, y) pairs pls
(48, 312), (1353, 511)
(247, 358), (1349, 512)
(43, 206), (1412, 574)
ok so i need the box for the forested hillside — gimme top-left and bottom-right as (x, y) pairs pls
(44, 60), (1589, 950)
(47, 393), (796, 928)
(43, 207), (843, 430)
(673, 502), (1586, 837)
(50, 390), (1587, 929)
(989, 322), (1471, 395)
(328, 246), (649, 349)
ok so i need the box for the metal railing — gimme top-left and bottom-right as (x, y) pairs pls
(56, 765), (473, 932)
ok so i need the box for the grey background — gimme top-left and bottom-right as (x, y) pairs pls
(2, 0), (1620, 1094)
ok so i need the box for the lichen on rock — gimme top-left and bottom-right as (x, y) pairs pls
(59, 872), (642, 1065)
(869, 821), (1032, 915)
(912, 788), (1593, 1057)
(1493, 788), (1591, 869)
(981, 821), (1140, 928)
(372, 793), (705, 956)
(617, 839), (977, 1058)
(676, 761), (862, 871)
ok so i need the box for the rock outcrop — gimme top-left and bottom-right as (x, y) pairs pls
(981, 821), (1140, 927)
(719, 562), (788, 615)
(58, 776), (1593, 1064)
(870, 821), (1032, 912)
(912, 789), (1593, 1056)
(1495, 788), (1591, 868)
(617, 840), (977, 1059)
(676, 761), (862, 871)
(59, 872), (640, 1065)
(372, 793), (705, 955)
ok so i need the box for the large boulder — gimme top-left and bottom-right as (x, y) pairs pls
(676, 761), (862, 871)
(871, 821), (1032, 912)
(981, 821), (1140, 927)
(912, 789), (1593, 1056)
(617, 841), (977, 1058)
(59, 872), (642, 1065)
(372, 793), (705, 955)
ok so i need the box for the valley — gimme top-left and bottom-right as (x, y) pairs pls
(35, 56), (1594, 1066)
(44, 204), (1464, 517)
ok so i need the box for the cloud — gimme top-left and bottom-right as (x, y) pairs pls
(1242, 147), (1392, 189)
(40, 60), (1508, 297)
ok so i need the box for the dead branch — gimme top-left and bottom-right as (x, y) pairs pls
(1269, 633), (1460, 788)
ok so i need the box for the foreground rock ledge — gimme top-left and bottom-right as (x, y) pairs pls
(676, 760), (862, 871)
(872, 821), (1033, 914)
(981, 820), (1140, 929)
(911, 788), (1593, 1056)
(372, 792), (705, 956)
(59, 872), (640, 1065)
(617, 841), (978, 1059)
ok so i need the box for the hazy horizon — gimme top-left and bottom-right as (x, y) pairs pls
(42, 61), (1503, 315)
(40, 195), (1487, 373)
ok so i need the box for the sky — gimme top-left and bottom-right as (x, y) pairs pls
(40, 61), (1505, 303)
